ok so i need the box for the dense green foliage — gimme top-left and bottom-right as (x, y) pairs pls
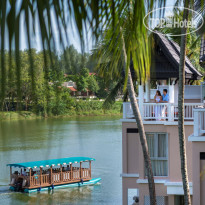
(0, 47), (119, 116)
(0, 101), (122, 121)
(60, 46), (95, 74)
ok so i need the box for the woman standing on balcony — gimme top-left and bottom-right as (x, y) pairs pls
(154, 90), (162, 120)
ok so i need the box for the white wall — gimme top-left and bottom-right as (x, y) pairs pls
(184, 85), (202, 100)
(144, 84), (202, 102)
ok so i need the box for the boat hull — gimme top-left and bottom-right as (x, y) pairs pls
(10, 177), (101, 193)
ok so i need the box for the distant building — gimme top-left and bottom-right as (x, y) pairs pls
(62, 80), (77, 88)
(62, 80), (96, 99)
(77, 88), (96, 99)
(89, 72), (96, 76)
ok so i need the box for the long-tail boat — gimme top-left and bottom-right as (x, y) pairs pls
(7, 157), (101, 193)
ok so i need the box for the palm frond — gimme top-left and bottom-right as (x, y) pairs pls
(0, 0), (124, 107)
(102, 78), (124, 109)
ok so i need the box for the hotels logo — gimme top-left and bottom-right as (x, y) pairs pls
(143, 6), (204, 36)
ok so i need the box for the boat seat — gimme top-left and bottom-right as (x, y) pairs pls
(10, 178), (15, 185)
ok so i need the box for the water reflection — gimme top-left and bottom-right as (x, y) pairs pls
(8, 186), (99, 205)
(0, 116), (122, 205)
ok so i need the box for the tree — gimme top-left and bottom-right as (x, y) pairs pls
(178, 1), (191, 204)
(75, 67), (89, 92)
(95, 3), (157, 204)
(88, 75), (99, 93)
(60, 45), (81, 74)
(76, 75), (88, 92)
(80, 67), (90, 78)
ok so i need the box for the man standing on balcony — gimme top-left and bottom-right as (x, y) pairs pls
(162, 89), (169, 103)
(161, 89), (169, 119)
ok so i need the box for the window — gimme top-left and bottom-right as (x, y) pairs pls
(146, 133), (168, 176)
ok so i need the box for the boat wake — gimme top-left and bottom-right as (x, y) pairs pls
(0, 186), (11, 194)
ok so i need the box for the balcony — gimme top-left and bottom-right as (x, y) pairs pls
(122, 82), (205, 122)
(193, 108), (205, 137)
(123, 102), (204, 121)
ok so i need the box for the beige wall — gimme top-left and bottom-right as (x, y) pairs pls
(122, 122), (194, 205)
(122, 177), (139, 205)
(122, 122), (193, 181)
(139, 183), (168, 205)
(192, 142), (205, 205)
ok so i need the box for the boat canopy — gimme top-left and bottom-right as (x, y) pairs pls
(7, 157), (95, 168)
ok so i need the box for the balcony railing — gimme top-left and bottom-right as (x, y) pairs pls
(11, 167), (91, 188)
(123, 102), (204, 121)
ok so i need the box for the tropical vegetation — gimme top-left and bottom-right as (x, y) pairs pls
(0, 48), (119, 116)
(0, 0), (205, 204)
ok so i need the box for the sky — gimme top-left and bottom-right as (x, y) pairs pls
(17, 0), (177, 53)
(18, 6), (93, 54)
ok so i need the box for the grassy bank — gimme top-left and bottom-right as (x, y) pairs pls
(0, 101), (123, 121)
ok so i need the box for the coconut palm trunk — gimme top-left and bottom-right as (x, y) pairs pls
(178, 0), (191, 204)
(127, 68), (156, 205)
(121, 29), (156, 204)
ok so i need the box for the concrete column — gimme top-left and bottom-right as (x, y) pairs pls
(194, 110), (200, 137)
(168, 79), (175, 121)
(192, 143), (201, 205)
(168, 195), (175, 205)
(138, 84), (144, 120)
(169, 84), (174, 103)
(122, 183), (128, 205)
(145, 80), (150, 102)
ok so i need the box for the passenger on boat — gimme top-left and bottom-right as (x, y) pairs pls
(63, 165), (70, 171)
(22, 169), (27, 176)
(67, 165), (71, 171)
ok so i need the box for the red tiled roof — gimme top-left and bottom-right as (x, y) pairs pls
(89, 72), (96, 76)
(68, 87), (77, 91)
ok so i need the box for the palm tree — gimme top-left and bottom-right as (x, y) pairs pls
(158, 1), (205, 203)
(178, 0), (191, 204)
(120, 30), (157, 205)
(0, 0), (118, 109)
(0, 1), (169, 204)
(94, 4), (158, 203)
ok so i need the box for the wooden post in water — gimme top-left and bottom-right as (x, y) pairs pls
(70, 163), (72, 180)
(40, 167), (42, 185)
(50, 166), (53, 184)
(29, 168), (31, 187)
(80, 162), (82, 179)
(89, 161), (91, 178)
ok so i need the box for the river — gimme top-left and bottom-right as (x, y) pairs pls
(0, 116), (122, 205)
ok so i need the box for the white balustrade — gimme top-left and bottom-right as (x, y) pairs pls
(143, 103), (169, 120)
(123, 102), (134, 119)
(123, 102), (204, 121)
(193, 108), (205, 137)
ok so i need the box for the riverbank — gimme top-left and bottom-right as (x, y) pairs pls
(0, 101), (122, 121)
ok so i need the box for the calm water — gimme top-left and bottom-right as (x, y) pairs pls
(0, 116), (122, 205)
